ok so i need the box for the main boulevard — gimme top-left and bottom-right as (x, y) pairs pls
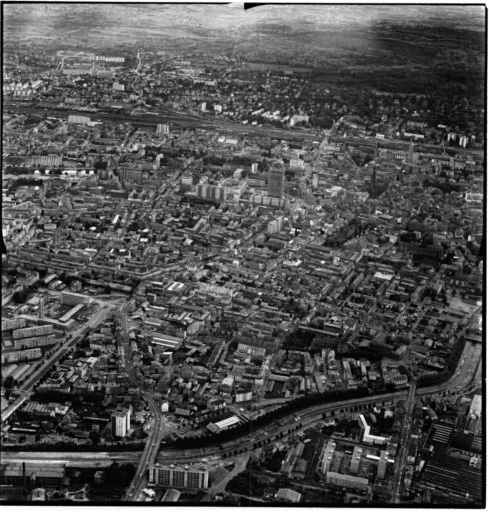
(118, 302), (163, 502)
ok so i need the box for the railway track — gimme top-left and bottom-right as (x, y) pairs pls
(3, 102), (322, 142)
(155, 390), (409, 462)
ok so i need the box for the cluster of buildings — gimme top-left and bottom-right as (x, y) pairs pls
(3, 79), (43, 98)
(1, 42), (483, 506)
(2, 104), (483, 423)
(3, 45), (483, 148)
(316, 420), (395, 495)
(2, 312), (140, 443)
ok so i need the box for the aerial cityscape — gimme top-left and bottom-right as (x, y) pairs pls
(1, 3), (485, 506)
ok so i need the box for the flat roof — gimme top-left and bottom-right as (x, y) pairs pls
(326, 471), (369, 484)
(151, 463), (208, 473)
(43, 274), (57, 283)
(59, 302), (85, 323)
(145, 319), (162, 326)
(61, 290), (90, 299)
(153, 334), (182, 343)
(152, 338), (181, 350)
(19, 314), (75, 330)
(373, 271), (394, 281)
(215, 416), (241, 429)
(153, 339), (180, 347)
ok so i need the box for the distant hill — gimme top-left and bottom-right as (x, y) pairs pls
(3, 4), (485, 97)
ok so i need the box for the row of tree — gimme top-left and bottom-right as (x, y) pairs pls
(171, 386), (375, 450)
(12, 276), (48, 303)
(417, 335), (467, 388)
(31, 390), (105, 404)
(423, 177), (462, 194)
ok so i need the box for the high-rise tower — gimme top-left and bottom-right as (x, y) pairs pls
(268, 160), (285, 198)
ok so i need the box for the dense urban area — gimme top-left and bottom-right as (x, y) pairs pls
(1, 3), (484, 507)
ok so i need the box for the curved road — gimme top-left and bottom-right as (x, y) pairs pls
(5, 297), (478, 501)
(154, 391), (409, 463)
(2, 336), (479, 502)
(151, 339), (481, 464)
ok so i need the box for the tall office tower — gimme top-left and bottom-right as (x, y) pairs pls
(111, 409), (131, 438)
(268, 160), (285, 198)
(38, 297), (44, 319)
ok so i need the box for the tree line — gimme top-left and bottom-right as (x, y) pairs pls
(171, 386), (377, 450)
(417, 336), (467, 388)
